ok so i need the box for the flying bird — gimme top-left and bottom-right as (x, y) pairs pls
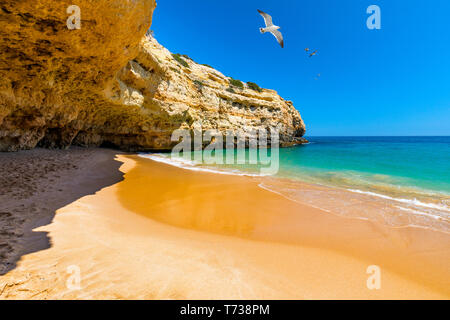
(257, 9), (284, 48)
(305, 48), (310, 52)
(309, 50), (318, 57)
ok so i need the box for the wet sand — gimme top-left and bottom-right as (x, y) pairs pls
(0, 152), (449, 299)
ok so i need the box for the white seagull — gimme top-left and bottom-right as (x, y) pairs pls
(257, 9), (284, 48)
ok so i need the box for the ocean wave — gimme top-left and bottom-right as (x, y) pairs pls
(393, 206), (446, 221)
(347, 189), (450, 212)
(139, 153), (267, 177)
(259, 181), (450, 233)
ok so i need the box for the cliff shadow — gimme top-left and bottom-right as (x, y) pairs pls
(0, 147), (125, 275)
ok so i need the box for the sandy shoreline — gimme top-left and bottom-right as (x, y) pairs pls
(1, 149), (449, 299)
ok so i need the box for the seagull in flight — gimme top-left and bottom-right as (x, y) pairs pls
(309, 50), (318, 58)
(257, 9), (284, 48)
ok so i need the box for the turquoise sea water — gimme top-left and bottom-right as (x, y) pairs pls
(142, 136), (450, 232)
(277, 136), (450, 195)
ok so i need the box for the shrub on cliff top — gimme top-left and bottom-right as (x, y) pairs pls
(247, 81), (263, 92)
(181, 54), (193, 61)
(229, 78), (243, 88)
(171, 53), (190, 68)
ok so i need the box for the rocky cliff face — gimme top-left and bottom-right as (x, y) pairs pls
(0, 0), (306, 152)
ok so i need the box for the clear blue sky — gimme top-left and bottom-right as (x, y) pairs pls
(151, 0), (450, 136)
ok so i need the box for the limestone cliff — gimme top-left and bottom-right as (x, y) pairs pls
(0, 0), (306, 152)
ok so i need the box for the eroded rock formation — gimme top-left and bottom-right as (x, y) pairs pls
(0, 0), (306, 152)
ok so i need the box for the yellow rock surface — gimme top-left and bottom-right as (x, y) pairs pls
(0, 0), (305, 151)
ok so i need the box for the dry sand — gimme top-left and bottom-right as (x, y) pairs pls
(0, 148), (124, 275)
(0, 150), (449, 299)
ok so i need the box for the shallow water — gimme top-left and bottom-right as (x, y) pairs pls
(141, 136), (450, 233)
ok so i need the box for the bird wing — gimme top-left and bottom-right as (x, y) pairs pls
(257, 9), (273, 27)
(270, 30), (284, 48)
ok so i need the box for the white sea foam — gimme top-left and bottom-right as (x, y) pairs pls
(259, 183), (449, 232)
(142, 153), (198, 167)
(139, 153), (267, 177)
(348, 189), (450, 212)
(393, 206), (445, 221)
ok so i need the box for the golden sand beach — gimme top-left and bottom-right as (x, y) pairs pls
(1, 151), (449, 299)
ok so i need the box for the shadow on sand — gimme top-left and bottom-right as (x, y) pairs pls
(0, 147), (125, 275)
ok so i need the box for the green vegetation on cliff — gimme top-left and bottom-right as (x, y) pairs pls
(171, 53), (190, 68)
(229, 78), (243, 88)
(247, 81), (263, 92)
